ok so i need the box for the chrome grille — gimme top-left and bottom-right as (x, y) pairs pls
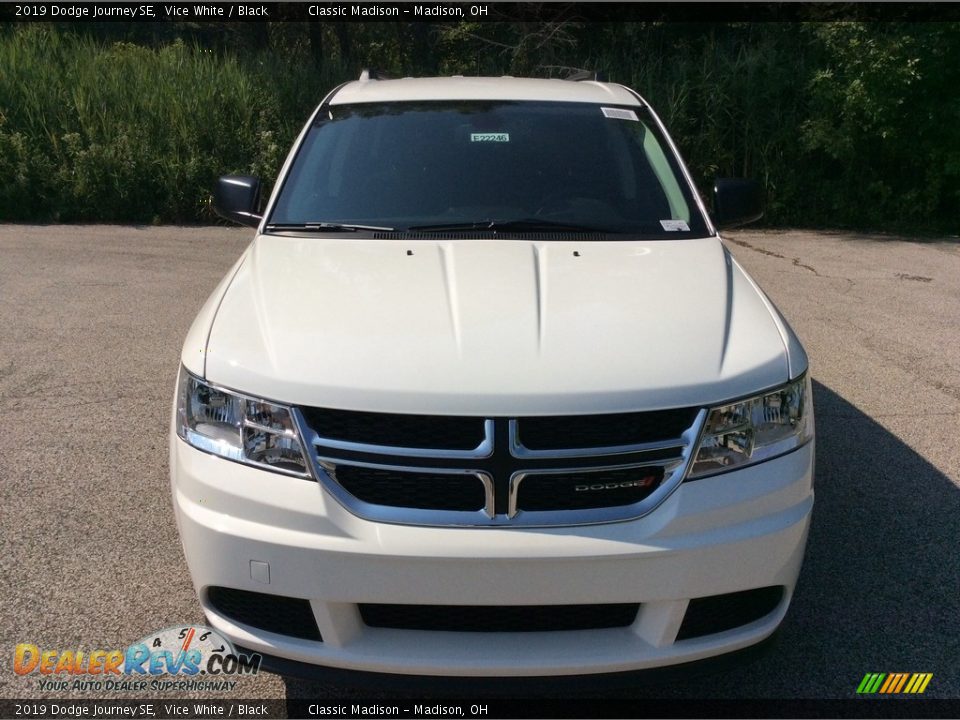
(294, 407), (706, 527)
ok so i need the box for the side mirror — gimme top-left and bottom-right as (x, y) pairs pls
(213, 175), (262, 227)
(713, 178), (763, 229)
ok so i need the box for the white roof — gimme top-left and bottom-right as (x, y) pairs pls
(329, 76), (643, 106)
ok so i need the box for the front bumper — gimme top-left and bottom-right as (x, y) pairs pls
(170, 437), (813, 677)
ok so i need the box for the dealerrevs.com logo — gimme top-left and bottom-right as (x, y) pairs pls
(14, 625), (261, 692)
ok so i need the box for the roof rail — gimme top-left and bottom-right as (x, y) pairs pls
(565, 70), (607, 82)
(359, 68), (392, 82)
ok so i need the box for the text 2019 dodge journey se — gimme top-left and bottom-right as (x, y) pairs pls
(170, 73), (814, 680)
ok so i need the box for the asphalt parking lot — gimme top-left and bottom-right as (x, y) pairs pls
(1, 225), (958, 702)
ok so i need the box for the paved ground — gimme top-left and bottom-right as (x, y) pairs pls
(1, 225), (958, 702)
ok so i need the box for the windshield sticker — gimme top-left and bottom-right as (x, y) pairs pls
(601, 107), (639, 121)
(660, 219), (690, 231)
(470, 133), (510, 142)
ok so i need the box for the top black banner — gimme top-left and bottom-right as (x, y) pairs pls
(3, 2), (960, 23)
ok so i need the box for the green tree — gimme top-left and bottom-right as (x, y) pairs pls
(801, 22), (960, 230)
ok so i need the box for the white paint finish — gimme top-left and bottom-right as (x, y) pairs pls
(330, 76), (640, 106)
(727, 248), (809, 379)
(172, 439), (812, 565)
(309, 601), (363, 648)
(632, 599), (690, 648)
(249, 560), (270, 585)
(171, 440), (812, 675)
(179, 248), (250, 377)
(203, 236), (790, 414)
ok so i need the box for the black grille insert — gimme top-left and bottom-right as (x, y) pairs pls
(517, 466), (664, 512)
(300, 407), (485, 450)
(676, 586), (784, 641)
(517, 408), (698, 451)
(332, 465), (486, 511)
(359, 603), (640, 632)
(207, 587), (322, 641)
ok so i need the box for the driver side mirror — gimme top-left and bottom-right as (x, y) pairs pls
(212, 175), (262, 227)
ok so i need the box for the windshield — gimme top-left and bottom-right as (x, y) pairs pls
(268, 100), (708, 236)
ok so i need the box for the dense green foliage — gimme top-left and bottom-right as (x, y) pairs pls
(0, 26), (342, 222)
(0, 22), (957, 231)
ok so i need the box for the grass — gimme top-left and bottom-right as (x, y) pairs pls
(0, 26), (342, 222)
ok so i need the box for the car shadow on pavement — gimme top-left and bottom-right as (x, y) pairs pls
(281, 379), (960, 700)
(754, 379), (960, 698)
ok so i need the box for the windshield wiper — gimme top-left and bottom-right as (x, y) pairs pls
(407, 218), (613, 233)
(266, 222), (395, 232)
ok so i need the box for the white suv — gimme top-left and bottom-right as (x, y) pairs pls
(170, 73), (814, 680)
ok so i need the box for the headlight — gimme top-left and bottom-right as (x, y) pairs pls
(687, 374), (813, 479)
(176, 369), (310, 478)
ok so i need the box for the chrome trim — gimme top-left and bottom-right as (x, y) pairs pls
(291, 407), (324, 482)
(307, 418), (494, 460)
(503, 409), (707, 526)
(314, 454), (496, 521)
(508, 418), (686, 459)
(294, 407), (709, 528)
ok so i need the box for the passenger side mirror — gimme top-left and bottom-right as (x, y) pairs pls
(713, 178), (763, 229)
(213, 175), (262, 227)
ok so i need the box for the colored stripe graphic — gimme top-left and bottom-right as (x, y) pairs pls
(857, 672), (932, 694)
(857, 672), (884, 694)
(879, 674), (896, 693)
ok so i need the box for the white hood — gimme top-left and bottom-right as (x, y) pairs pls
(201, 235), (794, 415)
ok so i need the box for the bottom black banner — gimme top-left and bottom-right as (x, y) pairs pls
(3, 699), (960, 719)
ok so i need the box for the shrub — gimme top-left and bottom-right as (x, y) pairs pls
(0, 27), (339, 223)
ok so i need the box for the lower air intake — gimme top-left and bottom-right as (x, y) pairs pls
(359, 603), (640, 632)
(207, 586), (322, 642)
(676, 586), (784, 641)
